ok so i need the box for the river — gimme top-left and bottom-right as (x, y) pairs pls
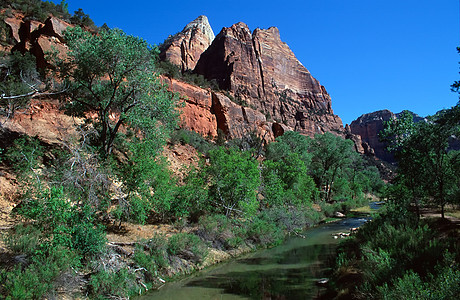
(138, 216), (370, 300)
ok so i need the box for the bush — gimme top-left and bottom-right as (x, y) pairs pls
(245, 216), (284, 247)
(170, 129), (215, 154)
(0, 246), (77, 299)
(89, 268), (137, 299)
(133, 234), (169, 278)
(260, 206), (308, 234)
(198, 214), (244, 249)
(168, 233), (208, 262)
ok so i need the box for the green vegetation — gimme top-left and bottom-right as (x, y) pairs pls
(1, 1), (95, 28)
(325, 48), (460, 299)
(0, 3), (388, 299)
(157, 60), (219, 90)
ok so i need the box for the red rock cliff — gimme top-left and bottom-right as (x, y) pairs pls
(194, 22), (344, 137)
(159, 15), (215, 72)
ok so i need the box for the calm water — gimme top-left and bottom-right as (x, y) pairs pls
(138, 217), (369, 300)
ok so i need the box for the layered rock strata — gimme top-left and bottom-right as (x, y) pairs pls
(163, 77), (273, 141)
(194, 22), (344, 137)
(159, 15), (215, 72)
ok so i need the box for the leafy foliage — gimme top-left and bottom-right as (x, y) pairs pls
(0, 52), (41, 121)
(205, 147), (260, 216)
(61, 26), (178, 158)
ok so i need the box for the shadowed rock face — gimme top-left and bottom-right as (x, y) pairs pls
(4, 13), (70, 68)
(350, 110), (395, 162)
(350, 110), (427, 162)
(160, 15), (215, 72)
(194, 22), (344, 137)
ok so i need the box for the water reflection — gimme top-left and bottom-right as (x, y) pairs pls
(138, 217), (369, 300)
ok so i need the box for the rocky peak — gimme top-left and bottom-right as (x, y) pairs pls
(159, 15), (215, 72)
(183, 15), (214, 42)
(194, 22), (343, 137)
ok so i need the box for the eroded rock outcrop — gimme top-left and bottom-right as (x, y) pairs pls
(3, 11), (70, 68)
(194, 22), (344, 137)
(350, 110), (396, 162)
(160, 15), (215, 72)
(163, 77), (274, 141)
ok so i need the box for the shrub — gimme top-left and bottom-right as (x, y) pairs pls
(198, 214), (243, 249)
(0, 246), (77, 299)
(245, 216), (284, 247)
(169, 129), (215, 154)
(167, 233), (208, 262)
(89, 268), (137, 299)
(133, 234), (169, 278)
(260, 206), (308, 234)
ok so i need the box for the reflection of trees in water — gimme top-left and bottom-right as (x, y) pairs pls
(186, 244), (334, 299)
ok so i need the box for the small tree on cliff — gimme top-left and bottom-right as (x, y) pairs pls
(61, 26), (178, 158)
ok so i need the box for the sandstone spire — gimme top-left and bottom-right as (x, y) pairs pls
(159, 15), (215, 72)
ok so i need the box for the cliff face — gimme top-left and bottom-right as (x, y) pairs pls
(194, 22), (344, 137)
(3, 11), (70, 68)
(2, 12), (366, 152)
(159, 15), (215, 72)
(350, 110), (426, 162)
(350, 110), (395, 162)
(163, 77), (273, 141)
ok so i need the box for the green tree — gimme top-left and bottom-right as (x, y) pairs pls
(262, 153), (317, 207)
(381, 111), (460, 219)
(206, 147), (260, 216)
(309, 132), (356, 202)
(61, 26), (178, 158)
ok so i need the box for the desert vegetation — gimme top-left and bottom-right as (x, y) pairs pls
(0, 18), (383, 297)
(1, 1), (458, 300)
(324, 55), (460, 298)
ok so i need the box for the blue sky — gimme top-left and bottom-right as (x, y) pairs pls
(57, 0), (459, 125)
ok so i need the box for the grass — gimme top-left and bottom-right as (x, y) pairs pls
(445, 210), (460, 220)
(350, 205), (372, 214)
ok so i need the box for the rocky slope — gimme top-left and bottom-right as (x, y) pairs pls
(1, 12), (368, 151)
(159, 15), (215, 72)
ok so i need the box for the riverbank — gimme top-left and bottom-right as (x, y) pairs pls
(321, 204), (460, 299)
(137, 217), (371, 300)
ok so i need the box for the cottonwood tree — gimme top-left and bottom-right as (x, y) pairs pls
(58, 27), (179, 222)
(382, 110), (460, 219)
(61, 26), (179, 158)
(309, 132), (356, 202)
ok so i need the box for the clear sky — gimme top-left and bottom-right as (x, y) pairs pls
(56, 0), (459, 125)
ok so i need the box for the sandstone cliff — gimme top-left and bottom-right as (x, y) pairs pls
(159, 15), (215, 72)
(2, 12), (367, 153)
(3, 10), (70, 68)
(163, 77), (273, 141)
(350, 110), (426, 162)
(194, 22), (344, 137)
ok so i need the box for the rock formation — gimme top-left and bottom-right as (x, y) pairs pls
(3, 11), (70, 68)
(163, 77), (273, 141)
(350, 110), (426, 162)
(194, 22), (344, 137)
(159, 15), (215, 72)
